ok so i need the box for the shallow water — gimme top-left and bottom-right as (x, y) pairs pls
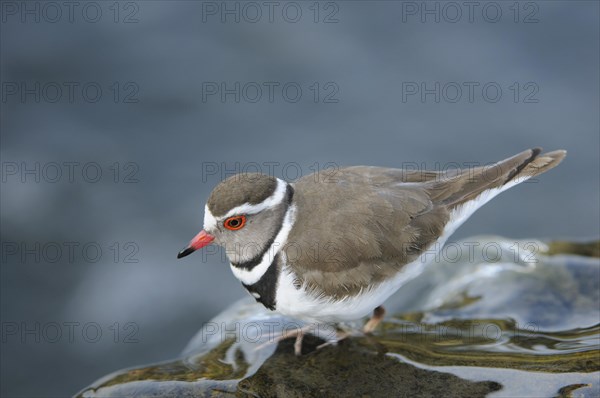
(78, 237), (600, 397)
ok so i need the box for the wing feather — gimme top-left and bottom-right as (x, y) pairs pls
(283, 149), (565, 299)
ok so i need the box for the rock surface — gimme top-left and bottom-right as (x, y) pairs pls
(77, 237), (600, 397)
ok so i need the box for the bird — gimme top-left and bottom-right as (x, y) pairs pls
(177, 148), (566, 354)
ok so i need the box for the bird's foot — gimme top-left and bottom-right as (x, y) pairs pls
(253, 307), (385, 356)
(254, 324), (314, 356)
(315, 329), (351, 351)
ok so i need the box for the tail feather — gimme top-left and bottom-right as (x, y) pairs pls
(433, 148), (566, 238)
(514, 149), (566, 181)
(435, 148), (566, 208)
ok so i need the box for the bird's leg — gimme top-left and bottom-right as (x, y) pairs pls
(293, 331), (305, 356)
(363, 305), (386, 334)
(254, 324), (313, 356)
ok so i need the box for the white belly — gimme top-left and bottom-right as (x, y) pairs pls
(274, 252), (434, 323)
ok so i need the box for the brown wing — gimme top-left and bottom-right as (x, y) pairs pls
(284, 149), (565, 298)
(285, 166), (447, 298)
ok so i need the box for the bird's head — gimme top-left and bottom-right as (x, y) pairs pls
(177, 173), (292, 265)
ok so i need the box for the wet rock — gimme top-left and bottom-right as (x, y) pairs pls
(76, 237), (600, 397)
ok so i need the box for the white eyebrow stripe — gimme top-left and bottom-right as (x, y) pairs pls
(203, 178), (288, 230)
(223, 178), (288, 218)
(230, 203), (297, 285)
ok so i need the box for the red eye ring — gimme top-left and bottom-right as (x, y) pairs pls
(223, 215), (246, 231)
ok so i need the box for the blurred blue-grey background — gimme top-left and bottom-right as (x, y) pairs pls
(1, 1), (598, 396)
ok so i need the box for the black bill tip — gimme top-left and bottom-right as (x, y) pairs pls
(177, 247), (195, 259)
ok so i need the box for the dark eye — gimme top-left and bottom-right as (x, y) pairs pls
(224, 215), (246, 231)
